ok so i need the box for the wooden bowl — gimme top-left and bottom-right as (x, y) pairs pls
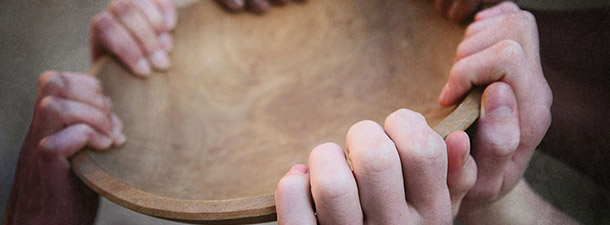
(71, 0), (481, 223)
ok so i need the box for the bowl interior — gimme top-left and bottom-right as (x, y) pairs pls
(82, 0), (464, 205)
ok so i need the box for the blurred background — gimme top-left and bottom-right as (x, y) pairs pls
(1, 0), (609, 224)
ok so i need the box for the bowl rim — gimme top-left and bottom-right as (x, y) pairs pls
(71, 58), (481, 223)
(71, 0), (483, 220)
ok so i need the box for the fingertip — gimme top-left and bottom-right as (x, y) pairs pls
(222, 0), (246, 11)
(481, 82), (517, 119)
(475, 1), (520, 21)
(248, 0), (270, 14)
(288, 164), (308, 174)
(447, 0), (461, 21)
(134, 58), (152, 77)
(446, 130), (470, 170)
(438, 83), (460, 106)
(158, 33), (173, 52)
(150, 50), (171, 71)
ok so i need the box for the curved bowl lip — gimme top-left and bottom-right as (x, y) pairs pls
(71, 3), (483, 219)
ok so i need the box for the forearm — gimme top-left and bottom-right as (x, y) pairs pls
(4, 145), (99, 225)
(459, 179), (581, 225)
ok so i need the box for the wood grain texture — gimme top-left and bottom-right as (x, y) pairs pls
(71, 0), (481, 223)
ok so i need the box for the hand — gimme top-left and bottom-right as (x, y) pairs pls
(91, 0), (177, 77)
(437, 2), (553, 219)
(433, 0), (508, 22)
(4, 71), (125, 225)
(216, 0), (306, 14)
(275, 109), (477, 224)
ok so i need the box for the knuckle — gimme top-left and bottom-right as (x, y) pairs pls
(499, 1), (519, 11)
(484, 134), (519, 158)
(74, 123), (98, 141)
(39, 96), (62, 114)
(355, 137), (398, 174)
(38, 70), (61, 88)
(276, 175), (307, 196)
(496, 39), (524, 64)
(110, 0), (130, 14)
(310, 142), (342, 159)
(312, 172), (354, 201)
(385, 108), (425, 128)
(518, 10), (537, 26)
(408, 131), (446, 161)
(349, 120), (381, 134)
(91, 12), (113, 29)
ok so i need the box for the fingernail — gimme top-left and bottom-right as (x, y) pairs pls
(462, 150), (470, 169)
(483, 94), (514, 119)
(111, 114), (127, 146)
(288, 164), (308, 174)
(135, 58), (152, 76)
(158, 33), (173, 52)
(226, 0), (245, 10)
(100, 135), (114, 149)
(165, 13), (177, 30)
(251, 0), (270, 14)
(114, 133), (127, 146)
(150, 50), (171, 71)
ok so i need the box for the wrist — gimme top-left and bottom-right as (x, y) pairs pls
(457, 178), (528, 225)
(458, 178), (580, 225)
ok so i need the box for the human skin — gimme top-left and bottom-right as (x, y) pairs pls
(433, 0), (508, 22)
(275, 2), (580, 224)
(215, 0), (306, 14)
(3, 71), (125, 225)
(91, 0), (177, 77)
(438, 2), (578, 224)
(90, 0), (310, 78)
(275, 109), (477, 224)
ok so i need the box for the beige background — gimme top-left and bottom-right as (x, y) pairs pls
(1, 0), (609, 224)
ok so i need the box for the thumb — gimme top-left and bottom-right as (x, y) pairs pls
(467, 81), (520, 201)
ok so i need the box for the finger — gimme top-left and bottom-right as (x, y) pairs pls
(111, 113), (127, 146)
(346, 120), (410, 224)
(384, 109), (452, 223)
(37, 71), (112, 112)
(248, 0), (270, 14)
(111, 0), (170, 71)
(131, 0), (165, 33)
(91, 12), (151, 76)
(39, 124), (114, 158)
(447, 0), (479, 22)
(309, 143), (362, 224)
(275, 164), (317, 225)
(434, 0), (453, 17)
(467, 82), (521, 200)
(440, 40), (552, 153)
(475, 1), (520, 20)
(270, 0), (288, 5)
(463, 12), (507, 39)
(158, 32), (173, 52)
(135, 0), (174, 52)
(153, 0), (177, 31)
(445, 130), (477, 218)
(216, 0), (246, 11)
(456, 11), (539, 64)
(38, 96), (115, 140)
